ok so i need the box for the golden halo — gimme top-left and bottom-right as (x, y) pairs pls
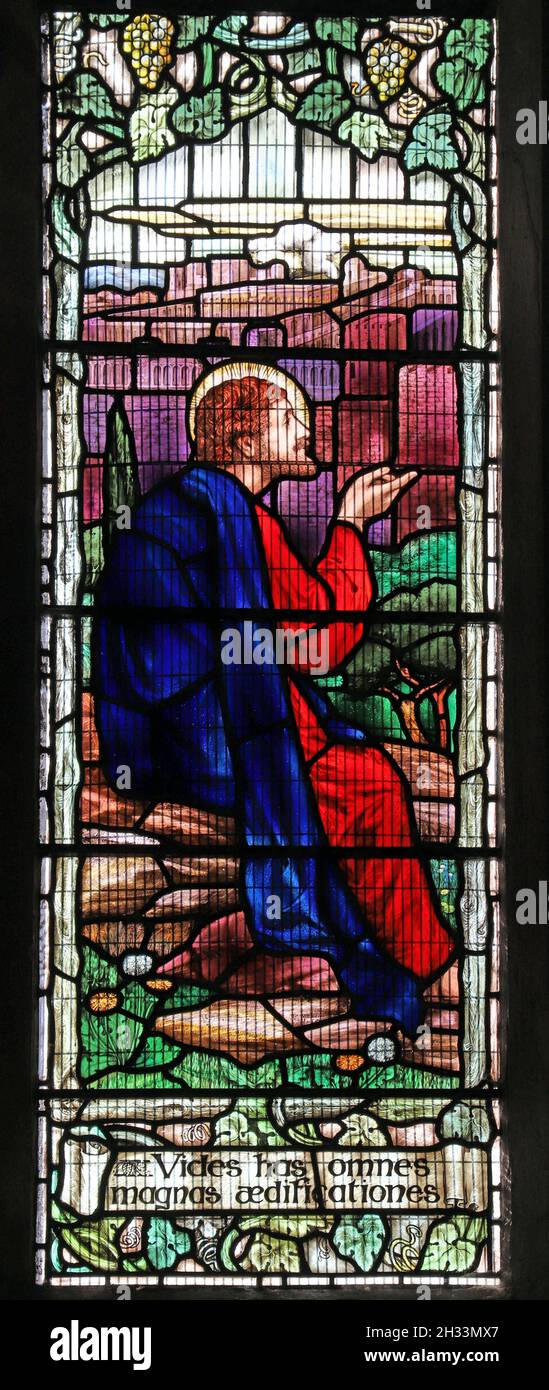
(187, 361), (309, 441)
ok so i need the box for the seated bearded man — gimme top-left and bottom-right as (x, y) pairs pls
(94, 363), (456, 1041)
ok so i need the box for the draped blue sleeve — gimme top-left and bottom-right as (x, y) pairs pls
(93, 466), (424, 1036)
(93, 478), (236, 809)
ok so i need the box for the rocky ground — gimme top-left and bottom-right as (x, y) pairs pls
(80, 694), (460, 1074)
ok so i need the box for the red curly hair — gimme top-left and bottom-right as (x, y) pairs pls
(194, 376), (286, 464)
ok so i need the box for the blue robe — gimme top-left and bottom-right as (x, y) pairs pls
(93, 465), (423, 1035)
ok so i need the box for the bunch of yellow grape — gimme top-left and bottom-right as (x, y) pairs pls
(122, 13), (175, 90)
(365, 39), (417, 104)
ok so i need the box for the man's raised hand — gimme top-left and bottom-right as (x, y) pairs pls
(336, 465), (419, 527)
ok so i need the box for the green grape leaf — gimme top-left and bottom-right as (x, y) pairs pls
(314, 18), (360, 53)
(404, 108), (461, 173)
(295, 79), (352, 131)
(57, 71), (125, 139)
(444, 19), (492, 71)
(435, 19), (492, 113)
(213, 1109), (249, 1145)
(281, 47), (322, 81)
(89, 14), (126, 29)
(171, 87), (227, 142)
(332, 1214), (386, 1272)
(337, 109), (397, 161)
(88, 14), (126, 29)
(128, 82), (179, 163)
(146, 1216), (191, 1271)
(439, 1098), (492, 1143)
(420, 1217), (488, 1273)
(239, 1232), (301, 1274)
(435, 61), (486, 113)
(214, 1099), (286, 1147)
(342, 1112), (388, 1147)
(176, 15), (214, 50)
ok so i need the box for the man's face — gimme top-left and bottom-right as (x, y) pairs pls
(246, 388), (317, 480)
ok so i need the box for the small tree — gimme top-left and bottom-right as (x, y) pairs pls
(323, 560), (457, 754)
(83, 400), (141, 593)
(102, 398), (141, 551)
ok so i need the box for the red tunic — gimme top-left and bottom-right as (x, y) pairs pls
(255, 504), (454, 981)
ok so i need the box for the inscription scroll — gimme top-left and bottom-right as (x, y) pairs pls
(105, 1145), (487, 1216)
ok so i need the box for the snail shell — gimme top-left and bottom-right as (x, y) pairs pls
(393, 92), (427, 126)
(156, 1122), (211, 1146)
(196, 1234), (221, 1271)
(119, 1216), (144, 1254)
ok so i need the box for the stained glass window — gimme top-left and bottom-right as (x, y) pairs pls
(38, 10), (503, 1290)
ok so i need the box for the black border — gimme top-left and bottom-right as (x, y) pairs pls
(0, 0), (548, 1309)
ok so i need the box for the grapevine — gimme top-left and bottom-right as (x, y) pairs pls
(365, 39), (417, 105)
(121, 13), (175, 91)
